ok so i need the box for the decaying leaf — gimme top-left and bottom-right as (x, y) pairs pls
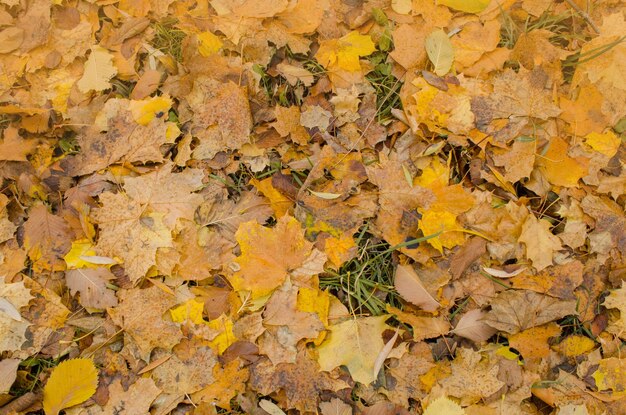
(485, 290), (576, 334)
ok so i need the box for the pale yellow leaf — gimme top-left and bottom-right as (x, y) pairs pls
(77, 46), (117, 93)
(425, 29), (454, 76)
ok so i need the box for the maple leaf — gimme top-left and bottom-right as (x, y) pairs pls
(250, 348), (348, 412)
(484, 290), (576, 334)
(518, 213), (562, 271)
(82, 378), (160, 415)
(437, 348), (505, 406)
(229, 215), (321, 298)
(192, 359), (249, 409)
(91, 192), (173, 283)
(151, 340), (216, 395)
(603, 283), (626, 339)
(62, 99), (175, 176)
(108, 286), (181, 359)
(317, 315), (390, 385)
(316, 31), (375, 72)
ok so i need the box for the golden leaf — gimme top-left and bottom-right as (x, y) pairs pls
(43, 358), (98, 415)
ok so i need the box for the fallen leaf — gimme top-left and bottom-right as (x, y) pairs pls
(452, 309), (497, 343)
(317, 315), (390, 385)
(518, 214), (562, 271)
(230, 215), (320, 298)
(423, 396), (465, 415)
(76, 45), (117, 93)
(425, 29), (454, 76)
(485, 290), (576, 334)
(43, 358), (98, 415)
(437, 0), (489, 14)
(316, 31), (376, 72)
(394, 265), (440, 312)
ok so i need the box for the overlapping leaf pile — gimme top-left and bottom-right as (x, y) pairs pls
(0, 0), (625, 414)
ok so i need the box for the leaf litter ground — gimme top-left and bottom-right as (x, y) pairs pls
(0, 0), (625, 414)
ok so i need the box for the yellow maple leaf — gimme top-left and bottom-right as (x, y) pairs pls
(316, 31), (376, 72)
(170, 298), (205, 324)
(316, 315), (390, 385)
(584, 130), (620, 157)
(554, 335), (596, 357)
(419, 209), (465, 252)
(43, 358), (98, 415)
(207, 314), (236, 354)
(250, 177), (292, 217)
(129, 95), (172, 126)
(198, 31), (223, 56)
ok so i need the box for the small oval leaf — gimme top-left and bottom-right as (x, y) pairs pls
(309, 190), (342, 200)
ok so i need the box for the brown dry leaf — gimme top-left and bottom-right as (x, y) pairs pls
(485, 290), (576, 334)
(62, 100), (173, 176)
(438, 348), (505, 406)
(382, 342), (434, 406)
(151, 340), (216, 395)
(319, 398), (353, 415)
(91, 192), (173, 283)
(122, 163), (204, 228)
(192, 359), (249, 410)
(387, 306), (449, 341)
(0, 358), (20, 394)
(66, 268), (118, 309)
(108, 286), (181, 359)
(258, 282), (324, 364)
(23, 204), (72, 272)
(488, 68), (561, 120)
(82, 378), (161, 415)
(390, 24), (429, 70)
(394, 265), (440, 312)
(452, 309), (497, 343)
(184, 77), (252, 160)
(250, 348), (348, 413)
(367, 157), (434, 258)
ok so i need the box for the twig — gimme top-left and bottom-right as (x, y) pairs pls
(563, 0), (600, 34)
